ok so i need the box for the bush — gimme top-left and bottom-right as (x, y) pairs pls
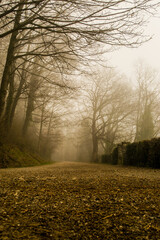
(136, 141), (150, 167)
(122, 138), (160, 168)
(101, 154), (111, 164)
(148, 138), (160, 168)
(125, 143), (137, 166)
(111, 147), (118, 165)
(101, 138), (160, 168)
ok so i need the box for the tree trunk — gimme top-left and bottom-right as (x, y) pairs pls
(22, 84), (35, 137)
(37, 103), (45, 152)
(0, 1), (24, 120)
(42, 108), (53, 159)
(3, 74), (15, 133)
(92, 135), (98, 162)
(22, 58), (39, 137)
(0, 35), (17, 120)
(9, 62), (27, 129)
(91, 115), (99, 162)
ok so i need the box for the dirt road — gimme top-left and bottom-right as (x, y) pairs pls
(0, 162), (160, 239)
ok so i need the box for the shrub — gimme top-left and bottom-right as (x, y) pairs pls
(125, 142), (137, 166)
(136, 141), (150, 167)
(111, 147), (118, 165)
(101, 138), (160, 168)
(148, 138), (160, 168)
(101, 154), (111, 164)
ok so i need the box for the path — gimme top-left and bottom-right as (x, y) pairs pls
(0, 162), (160, 239)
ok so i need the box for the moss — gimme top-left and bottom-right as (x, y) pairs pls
(0, 143), (52, 168)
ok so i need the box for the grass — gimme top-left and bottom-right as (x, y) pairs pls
(0, 143), (52, 168)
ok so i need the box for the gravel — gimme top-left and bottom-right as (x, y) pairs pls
(0, 162), (160, 239)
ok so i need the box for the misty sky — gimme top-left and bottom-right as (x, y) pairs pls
(108, 15), (160, 79)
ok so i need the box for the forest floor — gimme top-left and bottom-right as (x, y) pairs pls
(0, 162), (160, 240)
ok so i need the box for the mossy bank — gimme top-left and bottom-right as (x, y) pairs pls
(0, 143), (52, 168)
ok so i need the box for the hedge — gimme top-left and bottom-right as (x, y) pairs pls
(101, 138), (160, 168)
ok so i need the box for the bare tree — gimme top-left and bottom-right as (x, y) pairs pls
(82, 69), (134, 162)
(0, 0), (159, 121)
(134, 62), (159, 141)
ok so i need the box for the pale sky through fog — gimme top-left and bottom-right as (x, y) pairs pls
(108, 14), (160, 79)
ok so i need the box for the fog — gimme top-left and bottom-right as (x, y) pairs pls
(1, 3), (160, 239)
(0, 0), (160, 165)
(108, 14), (160, 79)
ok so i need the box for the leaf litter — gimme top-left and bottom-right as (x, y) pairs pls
(0, 162), (160, 239)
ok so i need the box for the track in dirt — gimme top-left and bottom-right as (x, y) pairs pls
(0, 162), (160, 239)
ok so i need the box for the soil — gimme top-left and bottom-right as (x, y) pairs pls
(0, 162), (160, 239)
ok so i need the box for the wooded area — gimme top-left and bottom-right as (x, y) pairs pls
(0, 0), (160, 166)
(0, 2), (160, 239)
